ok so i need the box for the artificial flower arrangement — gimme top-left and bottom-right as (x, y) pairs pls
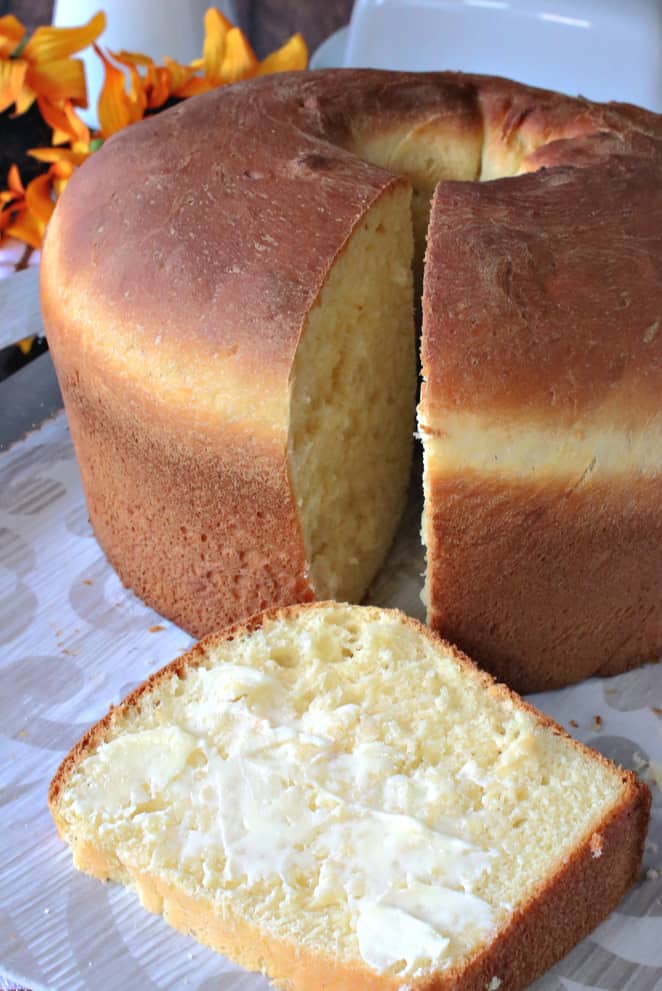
(0, 8), (307, 251)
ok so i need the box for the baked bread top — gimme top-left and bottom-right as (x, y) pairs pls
(40, 69), (662, 667)
(42, 69), (662, 445)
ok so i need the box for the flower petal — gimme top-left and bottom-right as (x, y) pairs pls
(37, 96), (90, 146)
(29, 146), (90, 167)
(0, 198), (16, 232)
(172, 75), (213, 99)
(0, 14), (25, 58)
(96, 45), (140, 137)
(202, 7), (232, 85)
(8, 163), (24, 194)
(14, 79), (37, 115)
(65, 100), (88, 140)
(50, 158), (75, 178)
(22, 11), (105, 62)
(113, 49), (154, 68)
(52, 172), (73, 197)
(0, 192), (21, 212)
(36, 96), (70, 143)
(26, 57), (88, 106)
(7, 209), (44, 249)
(146, 64), (172, 109)
(109, 50), (147, 114)
(258, 33), (308, 75)
(25, 171), (55, 225)
(220, 27), (257, 83)
(163, 56), (194, 90)
(165, 56), (204, 98)
(0, 57), (27, 113)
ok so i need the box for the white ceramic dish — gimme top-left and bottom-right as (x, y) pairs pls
(310, 25), (349, 70)
(313, 0), (662, 111)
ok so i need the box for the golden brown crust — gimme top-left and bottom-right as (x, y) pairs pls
(420, 773), (649, 991)
(42, 71), (487, 425)
(421, 154), (662, 425)
(49, 602), (650, 991)
(43, 160), (405, 635)
(477, 73), (662, 175)
(40, 73), (413, 637)
(424, 471), (662, 692)
(40, 70), (486, 638)
(420, 100), (662, 688)
(42, 68), (661, 642)
(53, 345), (316, 637)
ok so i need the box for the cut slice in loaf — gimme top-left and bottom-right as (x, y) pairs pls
(289, 187), (416, 603)
(49, 603), (650, 991)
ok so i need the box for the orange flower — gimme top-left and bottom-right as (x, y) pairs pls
(195, 8), (258, 88)
(28, 100), (96, 197)
(112, 51), (173, 110)
(257, 33), (308, 76)
(0, 14), (24, 58)
(95, 44), (147, 138)
(1, 7), (308, 250)
(178, 9), (307, 94)
(0, 163), (53, 248)
(95, 7), (308, 137)
(37, 94), (89, 145)
(0, 11), (105, 115)
(0, 163), (24, 236)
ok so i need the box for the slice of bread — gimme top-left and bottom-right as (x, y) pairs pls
(49, 603), (650, 991)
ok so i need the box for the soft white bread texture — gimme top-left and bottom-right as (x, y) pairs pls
(290, 188), (416, 602)
(49, 603), (650, 991)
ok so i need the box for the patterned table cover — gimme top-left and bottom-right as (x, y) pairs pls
(1, 412), (661, 991)
(0, 238), (38, 284)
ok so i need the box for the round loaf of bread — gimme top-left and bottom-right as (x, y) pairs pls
(41, 70), (662, 690)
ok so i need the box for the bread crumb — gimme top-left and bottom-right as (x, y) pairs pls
(652, 707), (662, 716)
(593, 715), (602, 730)
(648, 760), (662, 789)
(569, 719), (579, 728)
(149, 625), (165, 633)
(83, 578), (93, 586)
(643, 318), (659, 344)
(632, 754), (662, 790)
(487, 979), (502, 990)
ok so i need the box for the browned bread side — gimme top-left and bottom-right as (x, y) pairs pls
(42, 70), (662, 673)
(421, 145), (662, 690)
